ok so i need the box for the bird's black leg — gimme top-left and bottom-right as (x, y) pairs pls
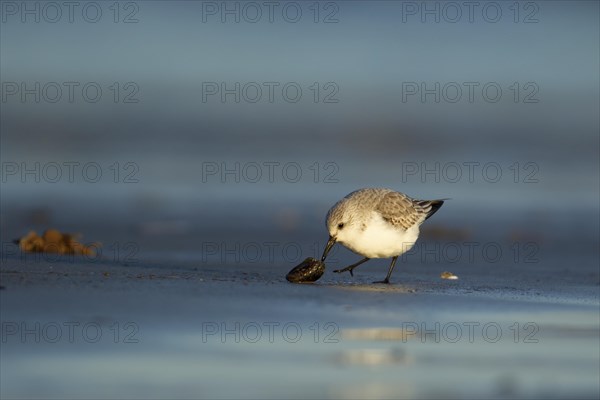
(373, 256), (398, 284)
(333, 257), (370, 277)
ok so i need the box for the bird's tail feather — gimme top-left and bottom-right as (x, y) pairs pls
(417, 199), (447, 220)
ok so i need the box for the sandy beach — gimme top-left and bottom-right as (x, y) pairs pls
(1, 220), (598, 399)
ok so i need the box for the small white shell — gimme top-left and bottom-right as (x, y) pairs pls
(440, 271), (458, 280)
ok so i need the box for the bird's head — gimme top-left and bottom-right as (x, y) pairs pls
(321, 200), (357, 261)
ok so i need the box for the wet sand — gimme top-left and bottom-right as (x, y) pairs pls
(1, 249), (598, 399)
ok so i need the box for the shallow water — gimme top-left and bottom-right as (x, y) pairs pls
(1, 252), (599, 399)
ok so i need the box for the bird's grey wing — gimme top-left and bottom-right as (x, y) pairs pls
(375, 192), (430, 230)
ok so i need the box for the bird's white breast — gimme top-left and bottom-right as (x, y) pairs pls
(339, 211), (420, 258)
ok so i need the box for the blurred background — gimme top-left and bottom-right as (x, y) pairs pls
(1, 1), (598, 255)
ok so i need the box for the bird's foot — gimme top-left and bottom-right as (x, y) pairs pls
(373, 278), (391, 284)
(333, 266), (355, 277)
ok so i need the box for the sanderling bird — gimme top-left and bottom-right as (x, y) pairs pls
(321, 188), (445, 284)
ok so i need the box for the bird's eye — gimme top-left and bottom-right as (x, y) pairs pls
(337, 223), (345, 229)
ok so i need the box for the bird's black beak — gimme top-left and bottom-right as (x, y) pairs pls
(321, 236), (336, 261)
